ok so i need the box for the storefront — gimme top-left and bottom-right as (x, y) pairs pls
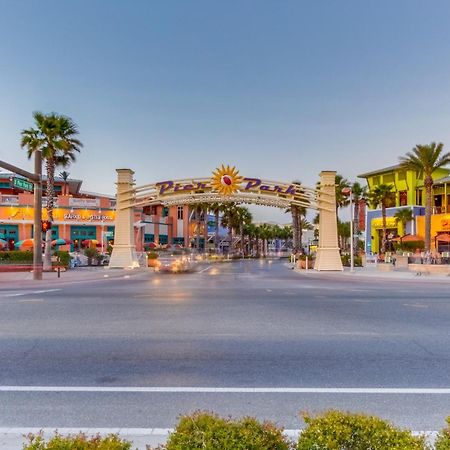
(416, 214), (450, 252)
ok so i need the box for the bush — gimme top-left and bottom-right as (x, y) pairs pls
(54, 251), (71, 268)
(0, 250), (33, 263)
(436, 417), (450, 449)
(147, 251), (159, 260)
(84, 248), (99, 266)
(23, 431), (132, 450)
(153, 411), (290, 450)
(297, 410), (428, 450)
(341, 254), (363, 267)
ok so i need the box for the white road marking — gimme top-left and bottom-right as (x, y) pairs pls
(198, 266), (212, 273)
(3, 289), (60, 298)
(403, 303), (429, 308)
(18, 299), (44, 303)
(1, 386), (449, 394)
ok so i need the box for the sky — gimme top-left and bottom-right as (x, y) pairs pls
(1, 0), (450, 222)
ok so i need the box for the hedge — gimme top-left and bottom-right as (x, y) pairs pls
(436, 417), (450, 450)
(0, 250), (33, 263)
(23, 432), (132, 450)
(297, 410), (428, 450)
(151, 411), (290, 450)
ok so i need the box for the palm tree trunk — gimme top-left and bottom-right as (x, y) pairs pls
(381, 203), (387, 253)
(291, 206), (298, 253)
(240, 223), (244, 255)
(298, 211), (303, 253)
(43, 159), (55, 271)
(425, 181), (433, 252)
(214, 209), (220, 252)
(353, 201), (360, 255)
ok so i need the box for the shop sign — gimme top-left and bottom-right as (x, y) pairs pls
(63, 213), (114, 222)
(441, 219), (450, 230)
(69, 198), (100, 208)
(372, 217), (397, 228)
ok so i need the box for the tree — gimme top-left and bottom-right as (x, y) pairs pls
(209, 202), (224, 252)
(192, 202), (209, 252)
(59, 170), (70, 195)
(399, 142), (450, 252)
(369, 184), (394, 253)
(335, 174), (350, 219)
(351, 181), (368, 254)
(257, 223), (274, 257)
(221, 203), (239, 253)
(394, 208), (414, 237)
(287, 180), (307, 254)
(234, 207), (252, 255)
(21, 112), (82, 271)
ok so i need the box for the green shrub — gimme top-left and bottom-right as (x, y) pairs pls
(23, 431), (132, 450)
(154, 411), (290, 450)
(436, 417), (450, 449)
(84, 248), (99, 266)
(341, 254), (363, 267)
(0, 250), (33, 263)
(297, 410), (428, 450)
(147, 251), (159, 260)
(54, 251), (70, 268)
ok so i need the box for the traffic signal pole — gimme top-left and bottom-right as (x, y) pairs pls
(0, 152), (43, 280)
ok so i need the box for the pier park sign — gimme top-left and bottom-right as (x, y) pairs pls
(109, 165), (342, 271)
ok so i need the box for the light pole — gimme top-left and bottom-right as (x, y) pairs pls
(0, 154), (42, 280)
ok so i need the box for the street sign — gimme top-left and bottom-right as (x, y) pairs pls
(13, 177), (34, 192)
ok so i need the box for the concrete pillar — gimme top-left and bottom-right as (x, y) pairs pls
(314, 171), (343, 271)
(109, 169), (140, 269)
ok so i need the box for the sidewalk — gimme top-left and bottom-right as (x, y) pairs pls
(292, 264), (450, 282)
(0, 266), (149, 288)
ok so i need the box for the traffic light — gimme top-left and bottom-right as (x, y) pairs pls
(42, 220), (52, 233)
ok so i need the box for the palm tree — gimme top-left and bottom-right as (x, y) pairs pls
(21, 112), (82, 271)
(234, 207), (253, 255)
(369, 184), (394, 253)
(209, 202), (224, 252)
(399, 142), (450, 252)
(192, 202), (209, 252)
(59, 170), (70, 195)
(394, 208), (414, 238)
(335, 174), (350, 219)
(351, 181), (368, 254)
(257, 223), (273, 257)
(221, 203), (239, 253)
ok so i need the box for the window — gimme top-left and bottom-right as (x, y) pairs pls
(373, 176), (380, 185)
(398, 171), (406, 181)
(399, 190), (408, 206)
(416, 189), (423, 205)
(177, 206), (184, 220)
(162, 207), (169, 217)
(383, 173), (394, 183)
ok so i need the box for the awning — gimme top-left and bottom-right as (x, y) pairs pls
(392, 234), (423, 242)
(436, 233), (450, 243)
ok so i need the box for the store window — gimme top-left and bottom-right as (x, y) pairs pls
(416, 189), (423, 205)
(399, 191), (408, 206)
(177, 206), (184, 220)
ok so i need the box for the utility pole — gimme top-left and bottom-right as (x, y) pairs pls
(0, 154), (43, 280)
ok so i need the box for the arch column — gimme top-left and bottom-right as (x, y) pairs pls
(109, 169), (140, 269)
(314, 170), (343, 271)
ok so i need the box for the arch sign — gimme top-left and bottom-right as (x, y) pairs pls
(109, 165), (342, 271)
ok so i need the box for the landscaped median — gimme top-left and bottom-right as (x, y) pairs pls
(21, 410), (450, 449)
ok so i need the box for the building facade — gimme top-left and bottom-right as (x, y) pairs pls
(359, 164), (450, 253)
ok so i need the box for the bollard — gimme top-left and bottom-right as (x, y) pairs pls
(57, 266), (60, 278)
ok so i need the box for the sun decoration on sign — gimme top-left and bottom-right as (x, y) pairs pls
(211, 165), (243, 196)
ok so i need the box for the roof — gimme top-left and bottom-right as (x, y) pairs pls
(79, 190), (115, 200)
(0, 171), (82, 194)
(434, 176), (450, 185)
(357, 164), (402, 179)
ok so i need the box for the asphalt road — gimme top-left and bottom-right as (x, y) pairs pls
(0, 260), (449, 437)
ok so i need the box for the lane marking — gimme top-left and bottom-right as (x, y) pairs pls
(3, 289), (61, 298)
(403, 304), (429, 308)
(1, 386), (449, 394)
(198, 266), (212, 273)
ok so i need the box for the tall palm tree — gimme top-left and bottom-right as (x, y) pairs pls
(369, 184), (394, 253)
(221, 203), (239, 253)
(234, 207), (253, 255)
(399, 142), (450, 252)
(335, 174), (350, 219)
(394, 207), (414, 238)
(21, 112), (82, 271)
(192, 202), (209, 252)
(257, 223), (273, 257)
(351, 181), (368, 254)
(209, 202), (224, 252)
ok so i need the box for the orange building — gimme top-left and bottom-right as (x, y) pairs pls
(0, 173), (212, 252)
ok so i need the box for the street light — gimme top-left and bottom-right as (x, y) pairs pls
(342, 187), (354, 272)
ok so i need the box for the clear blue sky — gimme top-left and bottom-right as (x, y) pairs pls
(1, 0), (450, 222)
